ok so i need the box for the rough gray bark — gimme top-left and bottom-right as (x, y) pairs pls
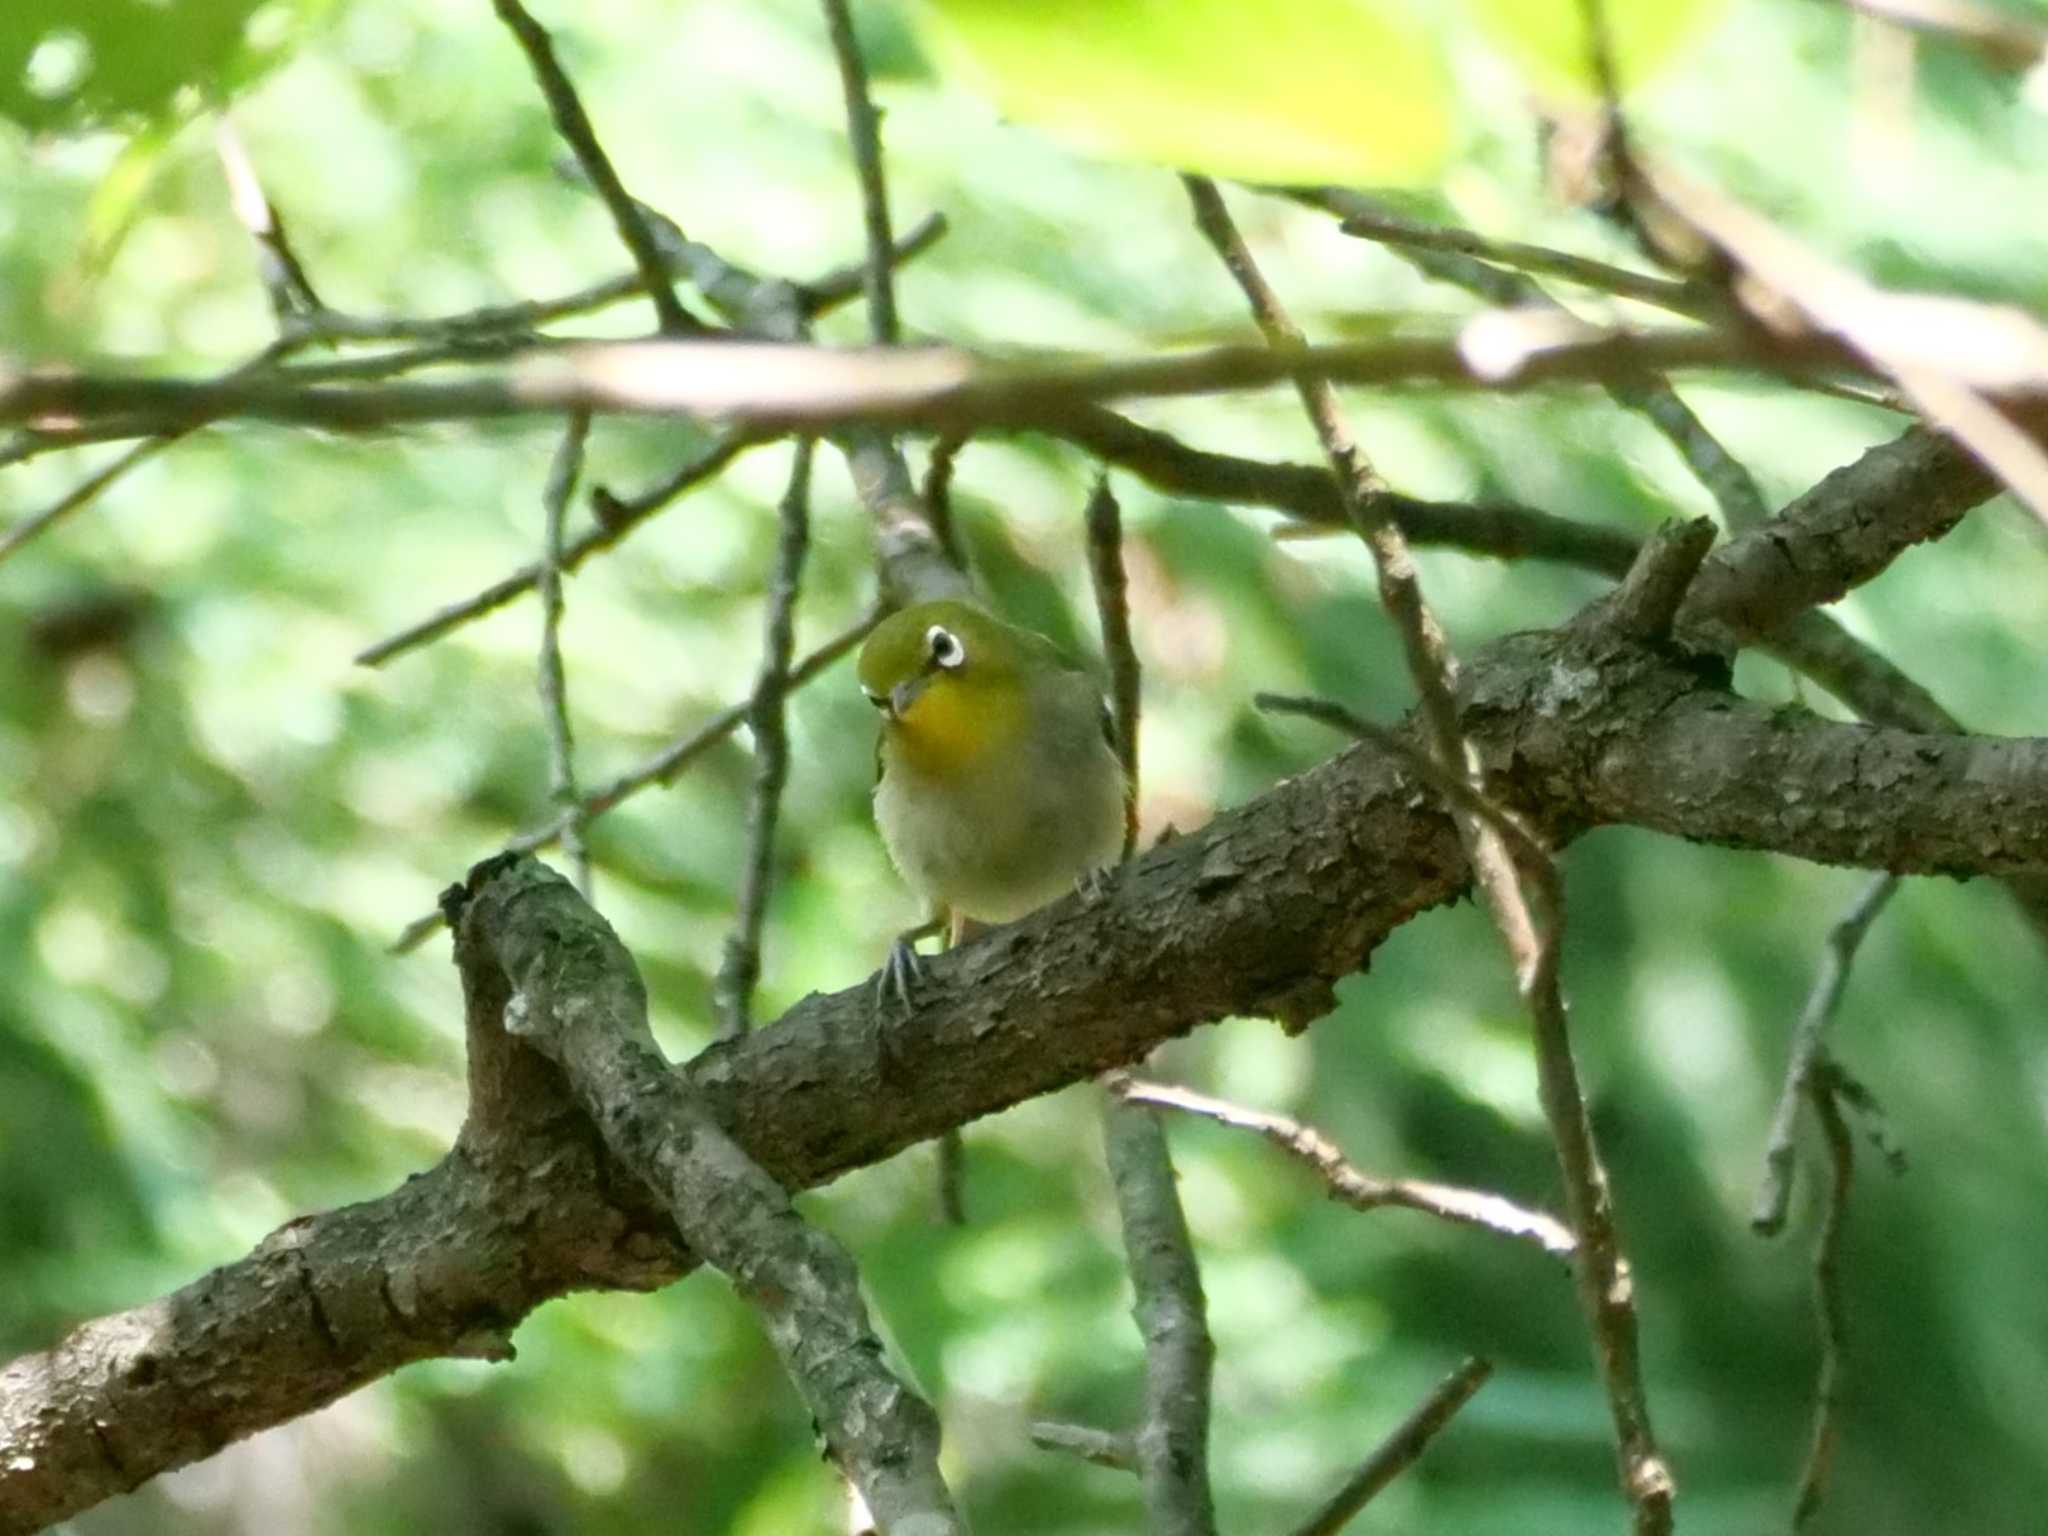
(1103, 1101), (1218, 1536)
(8, 594), (2048, 1530)
(456, 858), (960, 1535)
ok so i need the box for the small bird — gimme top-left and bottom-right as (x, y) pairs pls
(858, 599), (1129, 1003)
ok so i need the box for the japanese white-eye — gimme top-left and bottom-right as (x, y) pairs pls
(858, 600), (1128, 997)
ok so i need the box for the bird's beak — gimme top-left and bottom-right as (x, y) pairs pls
(888, 674), (931, 719)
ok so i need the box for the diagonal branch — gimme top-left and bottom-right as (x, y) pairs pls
(10, 613), (2048, 1530)
(1753, 874), (1898, 1235)
(489, 0), (699, 335)
(1298, 186), (1771, 530)
(1287, 1356), (1494, 1536)
(1183, 172), (1673, 1533)
(453, 858), (959, 1533)
(390, 604), (880, 952)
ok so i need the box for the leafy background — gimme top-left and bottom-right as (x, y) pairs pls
(3, 1), (2047, 1532)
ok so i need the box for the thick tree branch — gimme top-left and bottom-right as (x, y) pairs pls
(453, 859), (960, 1534)
(1676, 425), (1994, 640)
(9, 614), (2048, 1530)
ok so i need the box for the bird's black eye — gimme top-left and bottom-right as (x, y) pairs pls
(926, 625), (965, 670)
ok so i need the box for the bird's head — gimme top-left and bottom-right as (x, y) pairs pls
(857, 600), (1035, 775)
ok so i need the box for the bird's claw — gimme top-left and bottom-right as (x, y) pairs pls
(875, 934), (929, 1015)
(1075, 863), (1120, 906)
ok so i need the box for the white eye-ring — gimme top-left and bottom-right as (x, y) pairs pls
(926, 625), (965, 670)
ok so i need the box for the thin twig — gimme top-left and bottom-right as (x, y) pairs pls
(391, 603), (881, 952)
(356, 433), (755, 667)
(820, 0), (899, 347)
(1251, 695), (1554, 878)
(489, 0), (697, 335)
(1116, 1079), (1575, 1260)
(715, 439), (814, 1036)
(346, 215), (945, 668)
(1029, 1420), (1137, 1472)
(0, 330), (305, 567)
(536, 412), (593, 897)
(1085, 478), (1212, 1529)
(1287, 1356), (1495, 1536)
(1300, 186), (1770, 531)
(1316, 195), (1715, 318)
(802, 210), (946, 312)
(1793, 1065), (1856, 1527)
(0, 438), (175, 564)
(920, 432), (967, 569)
(0, 119), (322, 568)
(1101, 1086), (1219, 1536)
(1084, 473), (1141, 857)
(1642, 158), (2048, 532)
(1194, 171), (1674, 1525)
(215, 118), (324, 322)
(1753, 873), (1898, 1234)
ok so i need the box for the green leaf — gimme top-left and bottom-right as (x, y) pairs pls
(918, 0), (1451, 184)
(0, 0), (334, 134)
(1466, 0), (1730, 98)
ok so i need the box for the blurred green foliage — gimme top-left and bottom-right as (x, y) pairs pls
(4, 2), (2048, 1534)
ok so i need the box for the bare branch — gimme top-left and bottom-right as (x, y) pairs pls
(919, 432), (968, 569)
(1101, 1089), (1219, 1536)
(348, 217), (945, 669)
(1084, 473), (1141, 856)
(389, 605), (880, 952)
(1676, 424), (1996, 641)
(489, 0), (698, 335)
(1298, 186), (1774, 531)
(1029, 1420), (1137, 1472)
(1251, 695), (1553, 881)
(1183, 174), (1672, 1533)
(1287, 1356), (1494, 1536)
(12, 614), (2048, 1527)
(1116, 1079), (1574, 1260)
(1596, 516), (1719, 639)
(1085, 476), (1213, 1534)
(214, 117), (325, 323)
(820, 0), (900, 346)
(1643, 159), (2048, 529)
(1311, 191), (1715, 318)
(1793, 1066), (1857, 1527)
(536, 412), (593, 896)
(453, 858), (959, 1533)
(1753, 875), (1898, 1235)
(355, 433), (756, 668)
(0, 437), (175, 566)
(0, 326), (1905, 440)
(715, 439), (815, 1036)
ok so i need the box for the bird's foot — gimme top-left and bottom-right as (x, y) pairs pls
(1075, 863), (1121, 906)
(875, 933), (930, 1016)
